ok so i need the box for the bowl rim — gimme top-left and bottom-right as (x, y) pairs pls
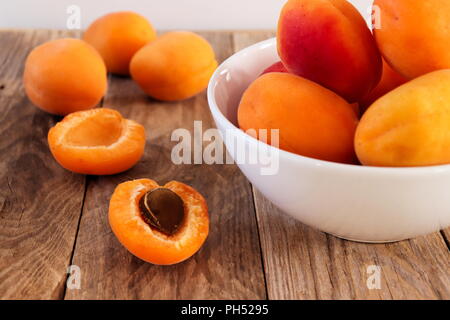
(207, 37), (450, 176)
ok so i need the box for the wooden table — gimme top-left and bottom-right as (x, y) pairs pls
(0, 29), (449, 300)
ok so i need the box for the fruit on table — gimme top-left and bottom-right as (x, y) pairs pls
(109, 179), (209, 265)
(238, 73), (359, 164)
(48, 108), (145, 175)
(23, 38), (107, 115)
(260, 61), (288, 75)
(130, 31), (217, 101)
(359, 58), (408, 114)
(355, 70), (450, 167)
(277, 0), (382, 103)
(374, 0), (450, 79)
(83, 11), (157, 75)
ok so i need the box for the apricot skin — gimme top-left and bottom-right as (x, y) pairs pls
(355, 70), (450, 167)
(374, 0), (450, 79)
(359, 58), (408, 114)
(23, 38), (107, 115)
(261, 61), (288, 75)
(238, 73), (359, 164)
(277, 0), (382, 103)
(83, 12), (156, 75)
(130, 31), (217, 101)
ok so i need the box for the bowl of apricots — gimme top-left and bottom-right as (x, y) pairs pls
(208, 0), (450, 242)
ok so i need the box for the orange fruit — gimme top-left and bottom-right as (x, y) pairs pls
(23, 38), (107, 115)
(48, 108), (146, 175)
(109, 179), (209, 265)
(83, 11), (157, 75)
(359, 58), (408, 114)
(130, 31), (217, 101)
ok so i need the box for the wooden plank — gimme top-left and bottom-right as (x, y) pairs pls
(65, 31), (266, 299)
(442, 229), (450, 250)
(0, 30), (86, 299)
(233, 31), (450, 300)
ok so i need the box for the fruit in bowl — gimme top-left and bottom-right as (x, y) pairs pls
(374, 0), (450, 79)
(238, 72), (358, 164)
(208, 37), (450, 243)
(207, 0), (450, 242)
(277, 0), (382, 103)
(356, 70), (450, 167)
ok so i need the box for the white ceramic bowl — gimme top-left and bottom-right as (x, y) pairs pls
(207, 37), (450, 242)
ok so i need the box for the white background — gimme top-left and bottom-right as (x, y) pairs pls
(0, 0), (374, 30)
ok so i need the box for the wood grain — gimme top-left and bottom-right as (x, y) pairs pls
(0, 29), (448, 300)
(65, 31), (267, 299)
(232, 30), (450, 300)
(0, 30), (86, 299)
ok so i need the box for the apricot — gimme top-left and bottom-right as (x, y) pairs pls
(48, 108), (146, 175)
(355, 70), (450, 167)
(23, 38), (107, 115)
(374, 0), (450, 79)
(238, 73), (359, 164)
(109, 179), (209, 265)
(130, 31), (217, 101)
(83, 11), (156, 75)
(277, 0), (382, 103)
(359, 58), (408, 114)
(260, 61), (288, 75)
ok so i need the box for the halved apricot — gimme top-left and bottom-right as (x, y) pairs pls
(108, 179), (209, 265)
(48, 108), (145, 175)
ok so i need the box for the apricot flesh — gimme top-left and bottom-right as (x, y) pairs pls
(355, 70), (450, 167)
(23, 38), (107, 115)
(109, 179), (209, 265)
(277, 0), (382, 103)
(238, 73), (359, 164)
(130, 31), (217, 101)
(48, 108), (146, 175)
(374, 0), (450, 79)
(83, 11), (157, 75)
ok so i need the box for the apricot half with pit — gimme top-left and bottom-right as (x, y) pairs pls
(109, 179), (209, 265)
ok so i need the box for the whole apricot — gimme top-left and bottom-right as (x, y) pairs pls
(23, 38), (107, 115)
(238, 73), (359, 164)
(355, 70), (450, 167)
(374, 0), (450, 79)
(277, 0), (382, 103)
(130, 31), (217, 101)
(260, 61), (288, 75)
(83, 11), (157, 75)
(359, 58), (408, 114)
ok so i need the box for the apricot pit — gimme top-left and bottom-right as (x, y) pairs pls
(139, 188), (185, 236)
